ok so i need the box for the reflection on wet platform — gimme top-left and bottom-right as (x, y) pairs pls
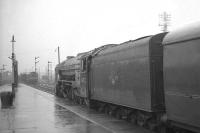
(0, 84), (152, 133)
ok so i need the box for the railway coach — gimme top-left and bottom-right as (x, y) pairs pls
(163, 23), (200, 133)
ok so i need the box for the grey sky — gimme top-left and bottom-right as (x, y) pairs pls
(0, 0), (200, 74)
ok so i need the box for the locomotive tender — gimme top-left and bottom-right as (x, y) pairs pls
(55, 23), (200, 133)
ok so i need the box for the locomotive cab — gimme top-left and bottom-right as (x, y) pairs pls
(79, 55), (92, 106)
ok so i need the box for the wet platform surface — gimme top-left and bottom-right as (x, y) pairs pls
(0, 84), (152, 133)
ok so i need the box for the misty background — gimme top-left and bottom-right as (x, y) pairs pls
(0, 0), (200, 76)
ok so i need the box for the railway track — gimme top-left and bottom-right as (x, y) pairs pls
(23, 82), (55, 95)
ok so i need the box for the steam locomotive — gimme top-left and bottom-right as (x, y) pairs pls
(55, 23), (200, 133)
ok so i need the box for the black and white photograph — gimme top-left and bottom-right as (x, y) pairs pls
(0, 0), (200, 133)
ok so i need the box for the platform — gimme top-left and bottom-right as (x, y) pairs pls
(0, 84), (152, 133)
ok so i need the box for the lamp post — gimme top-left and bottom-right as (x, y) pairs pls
(11, 35), (15, 85)
(10, 35), (18, 92)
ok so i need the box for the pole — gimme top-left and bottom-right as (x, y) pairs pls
(159, 12), (171, 32)
(11, 35), (15, 85)
(11, 35), (16, 92)
(58, 46), (60, 64)
(38, 67), (40, 81)
(48, 62), (49, 82)
(12, 36), (15, 55)
(35, 59), (36, 72)
(48, 61), (52, 83)
(50, 63), (52, 82)
(35, 57), (39, 73)
(35, 60), (36, 72)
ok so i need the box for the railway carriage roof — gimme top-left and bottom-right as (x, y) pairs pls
(163, 22), (200, 45)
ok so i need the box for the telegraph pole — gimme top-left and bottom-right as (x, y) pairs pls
(34, 56), (39, 73)
(47, 61), (52, 83)
(159, 12), (171, 32)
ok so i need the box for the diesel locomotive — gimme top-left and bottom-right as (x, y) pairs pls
(55, 23), (200, 133)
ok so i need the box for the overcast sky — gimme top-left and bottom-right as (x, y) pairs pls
(0, 0), (200, 74)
